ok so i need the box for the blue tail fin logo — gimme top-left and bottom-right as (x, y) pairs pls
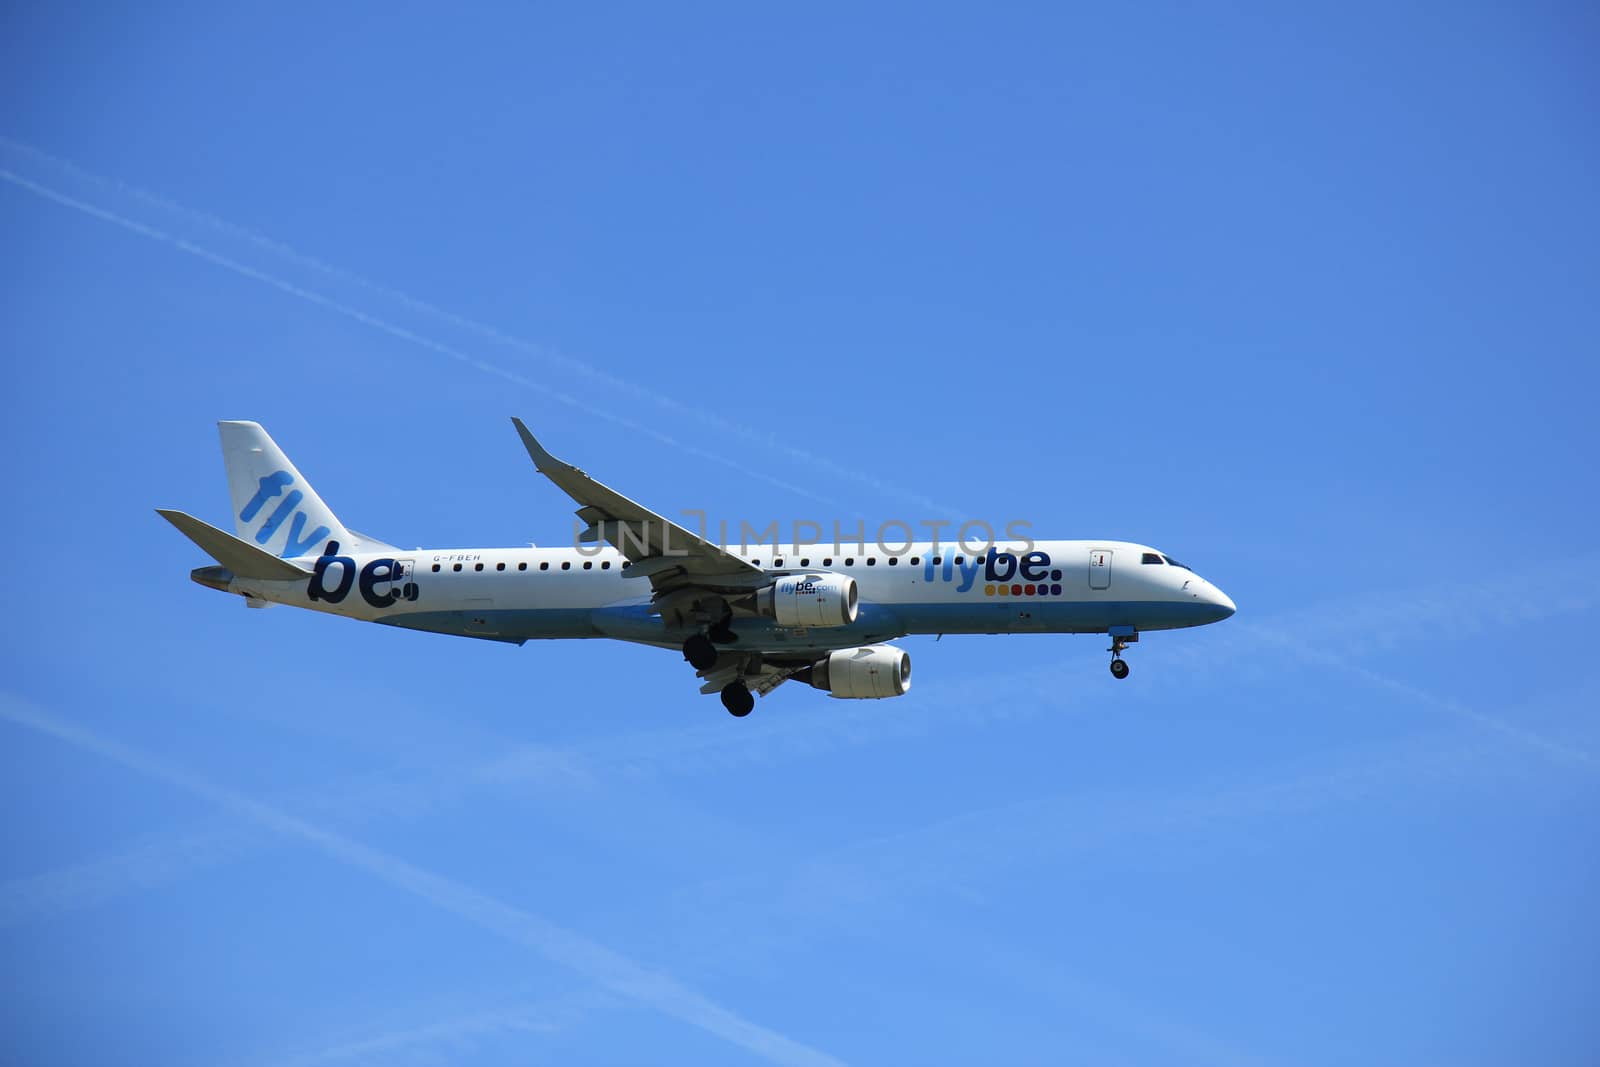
(240, 470), (331, 558)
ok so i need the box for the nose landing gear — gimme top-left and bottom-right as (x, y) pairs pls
(1106, 626), (1137, 680)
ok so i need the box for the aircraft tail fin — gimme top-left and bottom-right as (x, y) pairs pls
(155, 509), (311, 580)
(217, 421), (353, 559)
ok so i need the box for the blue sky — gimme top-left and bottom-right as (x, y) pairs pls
(3, 4), (1598, 1064)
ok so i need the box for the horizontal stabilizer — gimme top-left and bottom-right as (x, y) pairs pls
(156, 509), (310, 581)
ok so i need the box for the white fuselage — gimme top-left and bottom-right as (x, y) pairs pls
(209, 539), (1237, 657)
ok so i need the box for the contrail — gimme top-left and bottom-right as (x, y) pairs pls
(1242, 624), (1598, 769)
(660, 736), (1507, 1066)
(0, 165), (851, 514)
(0, 819), (263, 929)
(9, 560), (1594, 930)
(0, 672), (1069, 931)
(0, 695), (846, 1067)
(685, 736), (1496, 916)
(12, 541), (1598, 941)
(0, 136), (959, 515)
(261, 989), (612, 1067)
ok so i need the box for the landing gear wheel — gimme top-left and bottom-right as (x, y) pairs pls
(682, 633), (718, 671)
(1109, 658), (1130, 680)
(708, 608), (737, 645)
(720, 682), (755, 717)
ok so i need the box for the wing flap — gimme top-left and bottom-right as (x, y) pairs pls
(697, 658), (800, 697)
(620, 556), (688, 581)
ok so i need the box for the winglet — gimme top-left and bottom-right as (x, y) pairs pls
(504, 417), (763, 586)
(511, 417), (563, 473)
(156, 509), (311, 581)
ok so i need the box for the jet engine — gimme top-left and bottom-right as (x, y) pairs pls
(799, 644), (911, 699)
(752, 573), (858, 629)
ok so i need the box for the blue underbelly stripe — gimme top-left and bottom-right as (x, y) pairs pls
(373, 599), (1229, 651)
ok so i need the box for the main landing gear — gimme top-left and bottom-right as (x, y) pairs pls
(683, 607), (739, 670)
(720, 681), (755, 717)
(682, 626), (755, 716)
(682, 633), (718, 671)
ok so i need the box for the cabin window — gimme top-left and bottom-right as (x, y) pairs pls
(474, 563), (484, 571)
(431, 564), (441, 572)
(932, 556), (942, 565)
(452, 563), (462, 572)
(518, 562), (527, 571)
(583, 561), (593, 570)
(1141, 553), (1163, 565)
(539, 562), (549, 571)
(954, 556), (965, 565)
(496, 562), (506, 571)
(910, 557), (920, 566)
(845, 557), (855, 566)
(561, 561), (571, 570)
(887, 557), (898, 566)
(823, 558), (833, 566)
(601, 561), (611, 570)
(800, 558), (811, 567)
(621, 561), (631, 569)
(774, 559), (784, 567)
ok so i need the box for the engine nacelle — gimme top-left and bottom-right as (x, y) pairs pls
(802, 644), (911, 699)
(754, 573), (859, 629)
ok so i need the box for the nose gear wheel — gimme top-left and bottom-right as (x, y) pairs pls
(1107, 633), (1133, 680)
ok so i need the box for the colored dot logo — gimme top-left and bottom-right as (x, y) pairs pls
(984, 582), (1062, 596)
(983, 568), (1064, 596)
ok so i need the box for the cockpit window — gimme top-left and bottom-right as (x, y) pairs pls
(1162, 555), (1191, 570)
(1141, 552), (1164, 565)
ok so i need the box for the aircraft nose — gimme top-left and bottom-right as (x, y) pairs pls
(1204, 582), (1237, 622)
(1185, 577), (1235, 622)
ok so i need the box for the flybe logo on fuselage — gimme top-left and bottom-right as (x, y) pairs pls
(240, 470), (330, 558)
(924, 548), (1067, 597)
(307, 542), (420, 608)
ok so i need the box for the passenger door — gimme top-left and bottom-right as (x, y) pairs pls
(1088, 548), (1112, 590)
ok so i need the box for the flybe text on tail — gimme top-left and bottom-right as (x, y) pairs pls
(240, 470), (331, 557)
(218, 420), (352, 559)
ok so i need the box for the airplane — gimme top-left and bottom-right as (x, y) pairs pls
(158, 420), (1237, 716)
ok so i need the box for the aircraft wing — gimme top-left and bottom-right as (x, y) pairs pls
(511, 418), (766, 598)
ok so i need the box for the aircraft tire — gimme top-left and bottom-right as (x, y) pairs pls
(721, 682), (755, 717)
(1110, 659), (1130, 680)
(683, 634), (718, 670)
